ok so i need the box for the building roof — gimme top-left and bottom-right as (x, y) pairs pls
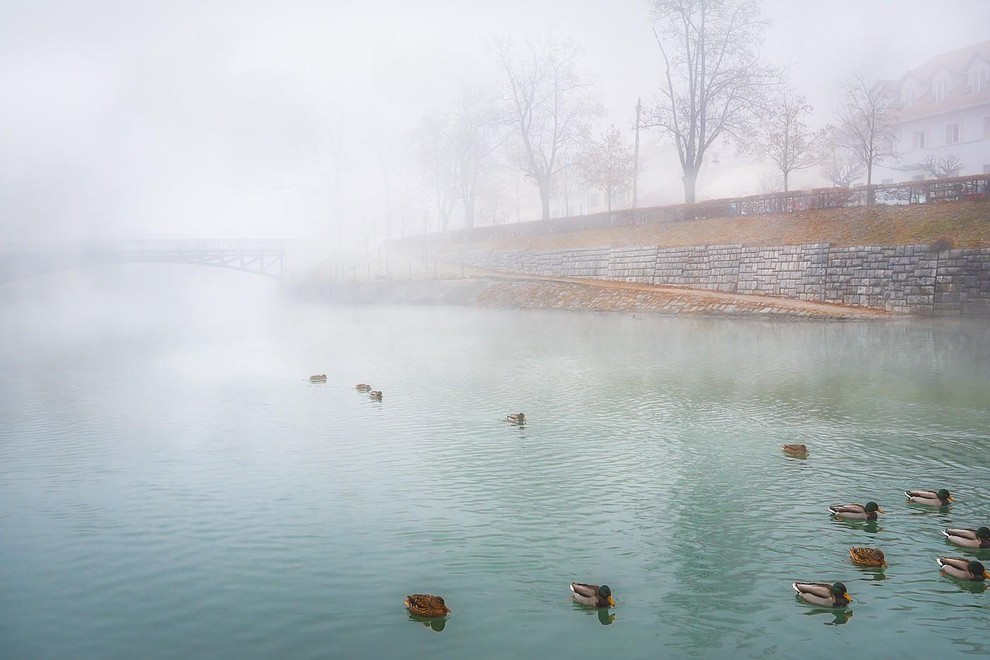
(885, 41), (990, 123)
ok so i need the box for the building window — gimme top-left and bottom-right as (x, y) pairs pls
(946, 123), (960, 145)
(913, 130), (926, 149)
(902, 87), (914, 107)
(934, 78), (949, 101)
(971, 67), (989, 93)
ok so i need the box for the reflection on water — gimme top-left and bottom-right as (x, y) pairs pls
(803, 608), (854, 626)
(1, 270), (990, 659)
(408, 613), (448, 632)
(944, 579), (988, 595)
(570, 602), (616, 626)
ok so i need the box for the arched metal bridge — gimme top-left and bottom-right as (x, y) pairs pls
(0, 239), (286, 284)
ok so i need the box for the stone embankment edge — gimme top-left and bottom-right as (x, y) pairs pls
(446, 243), (990, 317)
(286, 273), (891, 320)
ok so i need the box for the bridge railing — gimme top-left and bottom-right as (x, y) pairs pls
(1, 239), (285, 254)
(0, 239), (287, 282)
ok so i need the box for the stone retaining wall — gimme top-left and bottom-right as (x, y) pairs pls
(453, 244), (990, 316)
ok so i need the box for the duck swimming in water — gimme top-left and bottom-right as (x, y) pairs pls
(404, 594), (450, 618)
(829, 502), (883, 521)
(570, 583), (615, 608)
(792, 582), (852, 608)
(781, 444), (808, 457)
(506, 412), (526, 425)
(309, 374), (327, 382)
(849, 547), (887, 567)
(905, 489), (953, 506)
(355, 383), (372, 392)
(937, 557), (990, 581)
(942, 527), (990, 549)
(369, 390), (383, 401)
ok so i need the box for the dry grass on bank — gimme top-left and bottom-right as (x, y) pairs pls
(433, 200), (990, 253)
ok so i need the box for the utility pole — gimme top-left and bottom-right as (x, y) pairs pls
(633, 97), (641, 210)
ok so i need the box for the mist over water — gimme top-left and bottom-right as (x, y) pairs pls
(2, 270), (990, 659)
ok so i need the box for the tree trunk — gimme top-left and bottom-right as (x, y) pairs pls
(463, 191), (476, 229)
(682, 168), (699, 204)
(866, 162), (875, 206)
(783, 170), (790, 193)
(539, 180), (551, 221)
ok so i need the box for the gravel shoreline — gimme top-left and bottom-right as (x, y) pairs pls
(474, 276), (890, 320)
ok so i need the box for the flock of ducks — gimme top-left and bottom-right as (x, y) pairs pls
(409, 441), (989, 624)
(785, 444), (989, 608)
(302, 393), (986, 624)
(310, 374), (382, 400)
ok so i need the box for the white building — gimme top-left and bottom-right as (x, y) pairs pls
(877, 41), (990, 183)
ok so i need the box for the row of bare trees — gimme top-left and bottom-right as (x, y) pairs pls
(345, 0), (957, 245)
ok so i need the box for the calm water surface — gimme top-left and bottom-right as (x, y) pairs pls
(2, 268), (989, 659)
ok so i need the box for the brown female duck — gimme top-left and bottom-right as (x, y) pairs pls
(404, 594), (451, 618)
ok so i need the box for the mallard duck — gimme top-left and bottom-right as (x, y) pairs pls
(829, 502), (883, 521)
(506, 412), (526, 425)
(849, 547), (887, 567)
(781, 443), (808, 457)
(792, 582), (852, 607)
(937, 557), (990, 581)
(404, 594), (451, 618)
(309, 374), (327, 382)
(369, 390), (383, 401)
(905, 489), (953, 506)
(570, 583), (615, 608)
(942, 527), (990, 549)
(355, 384), (372, 392)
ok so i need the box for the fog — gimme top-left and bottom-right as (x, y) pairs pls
(2, 0), (988, 247)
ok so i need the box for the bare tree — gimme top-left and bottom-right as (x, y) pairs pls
(552, 152), (578, 217)
(821, 154), (865, 188)
(649, 0), (777, 203)
(450, 89), (504, 229)
(414, 112), (459, 233)
(308, 107), (351, 245)
(819, 126), (864, 187)
(922, 155), (963, 179)
(835, 73), (897, 204)
(578, 125), (635, 212)
(493, 34), (600, 221)
(756, 87), (825, 191)
(477, 167), (512, 227)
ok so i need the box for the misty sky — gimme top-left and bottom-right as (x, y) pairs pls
(2, 0), (989, 246)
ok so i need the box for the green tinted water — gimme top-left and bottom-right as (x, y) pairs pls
(1, 270), (989, 659)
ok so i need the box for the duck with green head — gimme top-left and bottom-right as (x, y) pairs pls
(937, 557), (990, 581)
(829, 502), (883, 521)
(942, 527), (990, 549)
(570, 583), (615, 608)
(792, 582), (852, 608)
(906, 489), (953, 506)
